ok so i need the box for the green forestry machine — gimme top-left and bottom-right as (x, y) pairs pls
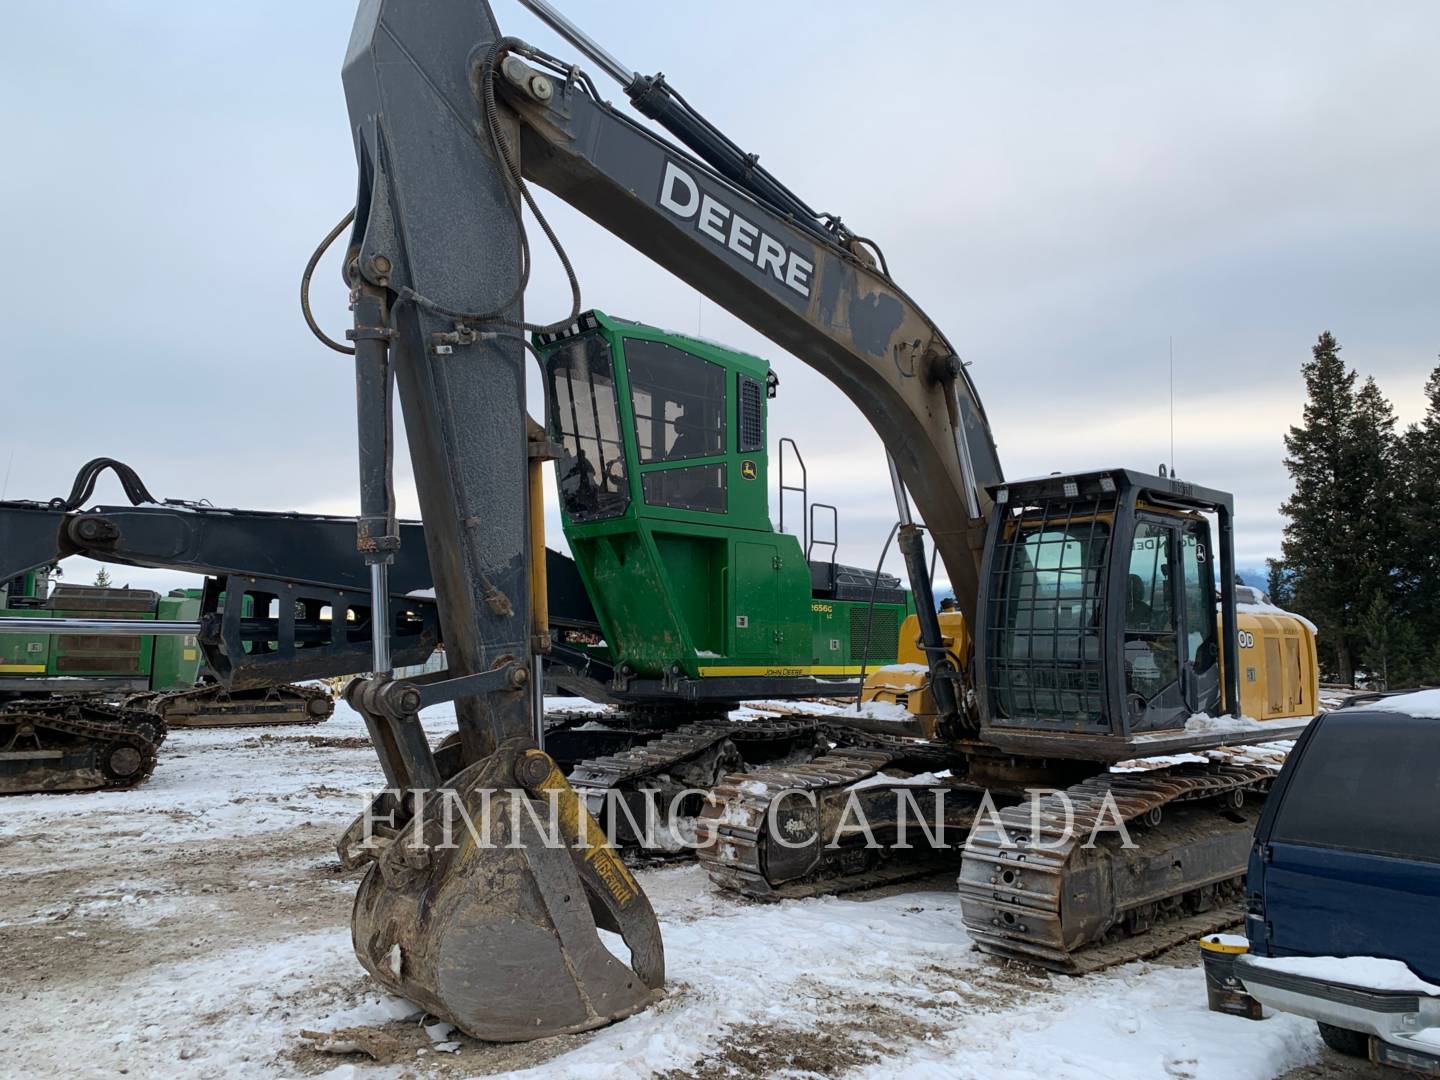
(0, 569), (331, 794)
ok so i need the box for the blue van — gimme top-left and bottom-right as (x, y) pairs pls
(1237, 701), (1440, 1072)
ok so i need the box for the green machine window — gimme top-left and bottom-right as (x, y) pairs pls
(545, 334), (629, 521)
(625, 339), (726, 463)
(642, 464), (728, 514)
(738, 374), (765, 454)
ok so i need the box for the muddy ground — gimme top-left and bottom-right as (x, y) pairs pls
(2, 703), (1329, 1079)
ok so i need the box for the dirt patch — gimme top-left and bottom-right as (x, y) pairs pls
(1275, 1047), (1393, 1079)
(302, 736), (374, 750)
(1, 823), (354, 992)
(281, 1015), (599, 1078)
(656, 1001), (951, 1079)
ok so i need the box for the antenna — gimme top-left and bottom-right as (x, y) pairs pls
(1168, 336), (1175, 474)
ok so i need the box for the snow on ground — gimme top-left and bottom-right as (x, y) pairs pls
(1, 698), (1328, 1079)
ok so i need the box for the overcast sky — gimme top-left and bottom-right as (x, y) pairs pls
(4, 1), (1438, 594)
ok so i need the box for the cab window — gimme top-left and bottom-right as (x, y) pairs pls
(625, 339), (726, 463)
(545, 334), (629, 521)
(992, 521), (1109, 723)
(1124, 522), (1179, 701)
(1181, 525), (1217, 673)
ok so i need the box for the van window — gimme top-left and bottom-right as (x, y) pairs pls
(1271, 715), (1440, 863)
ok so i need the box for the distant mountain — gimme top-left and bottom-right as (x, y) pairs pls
(1235, 566), (1271, 591)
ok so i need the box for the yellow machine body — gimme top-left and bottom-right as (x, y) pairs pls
(1229, 608), (1320, 721)
(866, 605), (1318, 727)
(861, 611), (969, 736)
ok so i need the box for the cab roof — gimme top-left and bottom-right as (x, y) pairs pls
(534, 309), (771, 380)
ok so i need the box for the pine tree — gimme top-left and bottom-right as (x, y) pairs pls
(1396, 362), (1440, 661)
(1358, 589), (1393, 690)
(1345, 376), (1401, 603)
(93, 567), (112, 588)
(1265, 558), (1293, 605)
(1279, 332), (1357, 681)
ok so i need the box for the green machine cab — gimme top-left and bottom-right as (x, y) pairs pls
(537, 310), (913, 703)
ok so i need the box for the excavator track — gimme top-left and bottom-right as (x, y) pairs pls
(0, 698), (166, 794)
(124, 682), (334, 728)
(958, 763), (1274, 974)
(567, 716), (827, 852)
(697, 730), (973, 899)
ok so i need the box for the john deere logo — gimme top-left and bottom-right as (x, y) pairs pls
(740, 460), (758, 480)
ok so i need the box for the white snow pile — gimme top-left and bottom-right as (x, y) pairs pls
(869, 662), (929, 676)
(1181, 714), (1313, 738)
(504, 880), (1317, 1080)
(846, 769), (953, 791)
(1237, 602), (1318, 635)
(1351, 687), (1440, 719)
(1184, 713), (1268, 735)
(855, 699), (922, 723)
(739, 698), (918, 724)
(1246, 955), (1440, 996)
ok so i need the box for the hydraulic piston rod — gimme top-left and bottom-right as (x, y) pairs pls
(0, 617), (201, 636)
(515, 0), (637, 88)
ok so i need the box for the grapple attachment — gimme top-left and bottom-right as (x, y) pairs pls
(346, 740), (663, 1041)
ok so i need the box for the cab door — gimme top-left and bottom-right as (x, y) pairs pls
(1121, 517), (1187, 731)
(1178, 520), (1221, 715)
(733, 540), (781, 659)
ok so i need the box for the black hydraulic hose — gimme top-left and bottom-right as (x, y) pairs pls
(854, 521), (903, 712)
(396, 37), (582, 335)
(301, 208), (357, 355)
(52, 458), (160, 511)
(847, 234), (890, 279)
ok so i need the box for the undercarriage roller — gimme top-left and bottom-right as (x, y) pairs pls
(349, 739), (664, 1041)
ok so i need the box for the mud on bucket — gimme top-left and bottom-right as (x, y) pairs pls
(1199, 934), (1263, 1020)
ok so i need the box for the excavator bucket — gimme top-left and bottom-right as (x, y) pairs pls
(344, 740), (663, 1041)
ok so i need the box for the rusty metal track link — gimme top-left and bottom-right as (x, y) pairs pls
(697, 735), (972, 899)
(125, 682), (334, 728)
(958, 763), (1273, 972)
(569, 716), (822, 790)
(0, 698), (166, 793)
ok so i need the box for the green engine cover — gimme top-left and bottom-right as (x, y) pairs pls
(0, 578), (201, 691)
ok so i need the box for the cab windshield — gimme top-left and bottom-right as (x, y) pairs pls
(545, 333), (629, 522)
(990, 518), (1110, 724)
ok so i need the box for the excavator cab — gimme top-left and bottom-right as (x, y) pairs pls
(976, 469), (1244, 752)
(536, 310), (914, 703)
